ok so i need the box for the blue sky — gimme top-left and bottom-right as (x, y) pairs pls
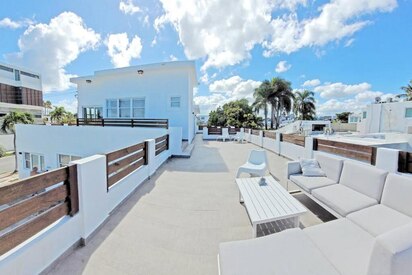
(0, 0), (411, 116)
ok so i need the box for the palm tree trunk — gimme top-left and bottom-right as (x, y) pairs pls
(270, 104), (274, 129)
(264, 105), (268, 130)
(13, 132), (17, 172)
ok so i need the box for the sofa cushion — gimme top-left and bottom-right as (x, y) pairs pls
(381, 173), (412, 217)
(219, 228), (340, 275)
(304, 219), (375, 275)
(367, 223), (412, 275)
(312, 184), (377, 216)
(315, 153), (344, 183)
(290, 174), (336, 193)
(347, 204), (412, 236)
(299, 158), (326, 177)
(339, 161), (388, 201)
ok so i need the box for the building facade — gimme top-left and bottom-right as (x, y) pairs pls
(357, 100), (412, 134)
(71, 61), (197, 142)
(0, 62), (43, 122)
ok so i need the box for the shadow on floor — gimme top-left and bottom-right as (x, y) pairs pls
(293, 193), (337, 223)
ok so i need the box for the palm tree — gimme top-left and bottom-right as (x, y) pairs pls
(293, 90), (316, 120)
(1, 111), (34, 172)
(43, 100), (52, 116)
(50, 106), (67, 124)
(401, 80), (412, 101)
(269, 77), (294, 129)
(252, 80), (272, 129)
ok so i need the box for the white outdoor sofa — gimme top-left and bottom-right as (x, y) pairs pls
(219, 171), (412, 275)
(287, 153), (389, 217)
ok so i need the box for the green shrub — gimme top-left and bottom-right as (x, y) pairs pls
(0, 145), (5, 158)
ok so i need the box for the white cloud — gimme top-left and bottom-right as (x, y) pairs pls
(275, 60), (291, 73)
(106, 33), (142, 68)
(155, 0), (396, 71)
(5, 12), (100, 92)
(263, 0), (396, 56)
(119, 0), (141, 15)
(302, 79), (320, 87)
(345, 38), (355, 47)
(0, 17), (34, 29)
(200, 73), (209, 84)
(53, 98), (78, 113)
(169, 54), (178, 61)
(195, 76), (261, 113)
(315, 80), (396, 115)
(314, 82), (372, 99)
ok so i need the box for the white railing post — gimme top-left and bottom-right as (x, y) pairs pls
(304, 137), (314, 159)
(146, 139), (156, 177)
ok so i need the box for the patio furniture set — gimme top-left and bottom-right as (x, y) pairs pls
(220, 150), (412, 275)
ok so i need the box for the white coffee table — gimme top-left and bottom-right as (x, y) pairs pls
(236, 176), (307, 237)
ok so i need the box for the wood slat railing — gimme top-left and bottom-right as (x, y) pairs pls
(0, 165), (78, 256)
(281, 133), (305, 147)
(313, 138), (377, 164)
(77, 118), (169, 129)
(263, 131), (276, 140)
(251, 129), (260, 136)
(228, 128), (241, 135)
(208, 127), (222, 135)
(398, 151), (412, 173)
(155, 135), (169, 156)
(106, 141), (147, 189)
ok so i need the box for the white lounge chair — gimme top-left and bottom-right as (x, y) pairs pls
(232, 131), (245, 143)
(217, 128), (230, 142)
(236, 150), (268, 178)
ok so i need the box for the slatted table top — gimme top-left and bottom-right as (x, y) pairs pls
(236, 176), (307, 225)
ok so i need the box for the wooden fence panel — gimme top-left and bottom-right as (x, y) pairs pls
(77, 118), (169, 129)
(106, 141), (147, 189)
(208, 127), (222, 135)
(263, 131), (276, 139)
(155, 135), (169, 156)
(281, 134), (305, 147)
(0, 165), (78, 256)
(228, 128), (240, 135)
(313, 138), (377, 164)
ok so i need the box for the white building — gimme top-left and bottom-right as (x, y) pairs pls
(70, 61), (197, 143)
(0, 62), (43, 123)
(357, 101), (412, 134)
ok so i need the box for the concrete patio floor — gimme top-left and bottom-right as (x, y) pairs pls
(47, 135), (323, 275)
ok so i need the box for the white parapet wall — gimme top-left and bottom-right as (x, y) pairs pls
(15, 125), (181, 179)
(0, 136), (172, 274)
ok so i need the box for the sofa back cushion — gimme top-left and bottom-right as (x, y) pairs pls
(315, 153), (344, 183)
(340, 161), (388, 201)
(382, 173), (412, 217)
(367, 223), (412, 275)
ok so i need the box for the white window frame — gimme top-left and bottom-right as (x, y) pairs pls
(57, 154), (81, 167)
(119, 98), (131, 118)
(405, 108), (412, 118)
(24, 153), (45, 171)
(106, 99), (119, 118)
(105, 98), (145, 118)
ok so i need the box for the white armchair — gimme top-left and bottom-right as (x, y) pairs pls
(236, 150), (268, 178)
(217, 128), (230, 142)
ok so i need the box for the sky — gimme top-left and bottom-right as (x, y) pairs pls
(0, 0), (411, 116)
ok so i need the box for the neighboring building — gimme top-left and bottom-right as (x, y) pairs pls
(357, 101), (412, 134)
(348, 112), (362, 124)
(71, 61), (197, 142)
(0, 62), (43, 122)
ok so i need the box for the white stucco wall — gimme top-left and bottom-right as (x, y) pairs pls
(73, 61), (196, 142)
(15, 125), (175, 178)
(360, 101), (412, 134)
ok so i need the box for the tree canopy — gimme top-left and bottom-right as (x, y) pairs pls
(335, 112), (352, 123)
(293, 90), (316, 120)
(208, 99), (263, 128)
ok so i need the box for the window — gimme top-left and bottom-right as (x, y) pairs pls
(405, 108), (412, 118)
(349, 117), (359, 123)
(119, 99), (131, 118)
(107, 99), (118, 118)
(83, 107), (103, 119)
(15, 70), (20, 81)
(106, 98), (145, 118)
(132, 98), (145, 118)
(20, 71), (40, 79)
(0, 64), (13, 73)
(362, 111), (367, 119)
(24, 153), (45, 171)
(58, 154), (81, 167)
(170, 96), (181, 108)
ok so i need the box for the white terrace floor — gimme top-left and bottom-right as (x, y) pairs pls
(47, 135), (323, 275)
